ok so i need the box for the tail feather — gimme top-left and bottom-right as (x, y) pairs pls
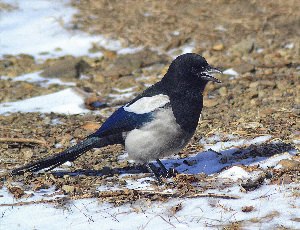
(11, 136), (102, 175)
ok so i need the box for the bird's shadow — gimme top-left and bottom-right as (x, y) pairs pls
(51, 141), (296, 178)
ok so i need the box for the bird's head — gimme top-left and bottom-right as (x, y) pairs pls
(166, 53), (222, 87)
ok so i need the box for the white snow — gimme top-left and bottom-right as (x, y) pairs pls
(1, 71), (76, 87)
(0, 0), (140, 60)
(112, 87), (136, 93)
(200, 135), (272, 152)
(0, 134), (299, 229)
(259, 152), (294, 169)
(167, 41), (195, 58)
(284, 43), (294, 49)
(0, 88), (89, 114)
(223, 68), (239, 76)
(0, 1), (299, 229)
(218, 166), (252, 181)
(1, 183), (300, 229)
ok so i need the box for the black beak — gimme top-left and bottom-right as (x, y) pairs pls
(201, 66), (222, 83)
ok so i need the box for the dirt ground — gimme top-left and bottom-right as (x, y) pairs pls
(0, 0), (299, 227)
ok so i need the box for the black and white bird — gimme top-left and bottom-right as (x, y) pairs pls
(12, 53), (222, 181)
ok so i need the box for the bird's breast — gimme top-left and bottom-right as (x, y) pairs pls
(123, 108), (190, 163)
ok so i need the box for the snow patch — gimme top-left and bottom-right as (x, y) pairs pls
(0, 0), (140, 59)
(223, 68), (239, 76)
(201, 135), (272, 152)
(0, 88), (89, 114)
(1, 71), (76, 87)
(218, 166), (251, 181)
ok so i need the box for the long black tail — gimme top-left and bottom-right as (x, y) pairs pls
(11, 136), (108, 175)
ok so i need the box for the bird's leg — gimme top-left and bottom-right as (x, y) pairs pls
(156, 159), (177, 178)
(156, 159), (168, 177)
(146, 163), (163, 184)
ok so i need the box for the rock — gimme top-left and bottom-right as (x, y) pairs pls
(248, 89), (258, 99)
(62, 185), (75, 194)
(264, 69), (273, 75)
(0, 54), (37, 77)
(81, 122), (101, 132)
(218, 86), (227, 96)
(260, 80), (276, 87)
(212, 43), (224, 51)
(259, 108), (275, 117)
(165, 36), (191, 51)
(203, 99), (219, 107)
(249, 82), (259, 88)
(103, 50), (117, 60)
(277, 159), (300, 170)
(84, 96), (107, 110)
(32, 182), (50, 191)
(233, 62), (255, 74)
(242, 206), (254, 212)
(23, 149), (33, 160)
(99, 49), (169, 78)
(8, 186), (25, 199)
(93, 74), (105, 83)
(250, 99), (258, 105)
(42, 57), (90, 79)
(230, 37), (255, 55)
(258, 90), (266, 98)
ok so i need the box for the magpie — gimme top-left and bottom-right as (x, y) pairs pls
(11, 53), (222, 181)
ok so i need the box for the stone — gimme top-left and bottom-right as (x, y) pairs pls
(103, 50), (117, 60)
(93, 74), (105, 83)
(230, 37), (255, 55)
(242, 206), (254, 212)
(249, 82), (259, 88)
(8, 186), (25, 199)
(218, 86), (227, 96)
(85, 96), (107, 110)
(23, 149), (33, 160)
(234, 62), (255, 74)
(42, 57), (90, 79)
(278, 159), (300, 170)
(62, 185), (75, 194)
(212, 43), (224, 51)
(81, 122), (101, 131)
(203, 99), (219, 107)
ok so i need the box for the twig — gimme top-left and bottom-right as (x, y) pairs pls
(186, 193), (240, 199)
(0, 191), (239, 207)
(0, 198), (66, 207)
(138, 190), (174, 196)
(0, 137), (47, 146)
(72, 203), (94, 223)
(99, 189), (240, 200)
(158, 215), (176, 228)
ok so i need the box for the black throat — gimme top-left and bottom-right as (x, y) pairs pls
(160, 73), (207, 134)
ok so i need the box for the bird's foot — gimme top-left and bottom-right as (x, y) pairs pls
(155, 159), (178, 178)
(166, 168), (178, 178)
(146, 163), (163, 184)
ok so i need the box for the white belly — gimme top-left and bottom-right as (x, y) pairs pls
(124, 108), (189, 163)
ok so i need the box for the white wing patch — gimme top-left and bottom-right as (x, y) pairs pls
(124, 94), (170, 114)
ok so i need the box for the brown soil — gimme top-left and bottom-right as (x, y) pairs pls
(0, 0), (299, 217)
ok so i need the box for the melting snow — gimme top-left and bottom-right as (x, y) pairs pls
(223, 68), (239, 76)
(0, 88), (89, 114)
(1, 183), (300, 229)
(0, 0), (140, 60)
(1, 71), (76, 87)
(0, 1), (299, 229)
